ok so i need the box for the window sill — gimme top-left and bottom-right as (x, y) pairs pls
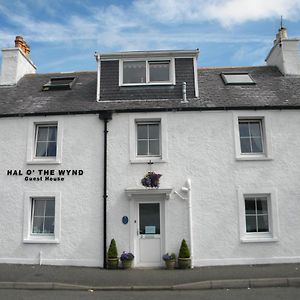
(27, 159), (61, 165)
(23, 238), (59, 244)
(240, 235), (278, 243)
(130, 157), (167, 164)
(236, 155), (273, 161)
(121, 82), (175, 87)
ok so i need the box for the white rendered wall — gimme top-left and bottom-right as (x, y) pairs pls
(0, 48), (36, 85)
(0, 114), (103, 267)
(107, 110), (300, 267)
(266, 40), (300, 75)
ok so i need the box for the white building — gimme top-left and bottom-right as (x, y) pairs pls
(0, 28), (300, 268)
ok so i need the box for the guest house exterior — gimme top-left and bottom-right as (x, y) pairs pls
(0, 28), (300, 268)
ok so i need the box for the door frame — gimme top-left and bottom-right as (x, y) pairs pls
(135, 199), (164, 267)
(126, 188), (172, 268)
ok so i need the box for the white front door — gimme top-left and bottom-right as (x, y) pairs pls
(136, 201), (163, 267)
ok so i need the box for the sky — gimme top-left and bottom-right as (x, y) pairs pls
(0, 0), (300, 73)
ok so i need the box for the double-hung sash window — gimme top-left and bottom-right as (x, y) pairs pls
(238, 119), (264, 154)
(122, 60), (172, 85)
(31, 198), (55, 235)
(35, 124), (57, 158)
(245, 196), (269, 233)
(137, 122), (161, 156)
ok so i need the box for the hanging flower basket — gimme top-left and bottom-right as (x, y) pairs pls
(141, 172), (162, 188)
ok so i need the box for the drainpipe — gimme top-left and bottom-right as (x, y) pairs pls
(175, 179), (193, 268)
(95, 53), (101, 102)
(99, 111), (112, 268)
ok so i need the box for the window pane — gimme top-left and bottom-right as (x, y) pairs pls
(44, 217), (55, 234)
(149, 62), (170, 82)
(137, 140), (148, 155)
(123, 61), (146, 84)
(37, 127), (48, 141)
(148, 124), (159, 139)
(137, 124), (148, 139)
(45, 200), (55, 216)
(33, 200), (45, 216)
(249, 122), (261, 137)
(246, 216), (257, 232)
(257, 215), (269, 232)
(223, 73), (254, 84)
(251, 138), (263, 153)
(32, 217), (44, 233)
(47, 142), (57, 157)
(240, 138), (251, 153)
(139, 203), (160, 234)
(239, 122), (249, 137)
(48, 126), (57, 141)
(256, 199), (268, 214)
(245, 199), (256, 214)
(149, 140), (160, 155)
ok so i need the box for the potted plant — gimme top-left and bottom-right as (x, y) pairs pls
(107, 239), (119, 269)
(162, 253), (176, 269)
(178, 239), (191, 269)
(120, 251), (134, 269)
(141, 172), (162, 188)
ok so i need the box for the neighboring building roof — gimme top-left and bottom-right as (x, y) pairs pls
(0, 65), (300, 117)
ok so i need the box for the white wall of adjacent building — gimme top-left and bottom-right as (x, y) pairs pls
(107, 109), (300, 267)
(0, 114), (103, 267)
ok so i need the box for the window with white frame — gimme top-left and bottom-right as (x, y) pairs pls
(31, 198), (55, 235)
(129, 115), (167, 163)
(35, 124), (57, 157)
(136, 121), (161, 156)
(245, 196), (269, 233)
(121, 59), (174, 85)
(238, 119), (264, 154)
(23, 192), (61, 244)
(233, 114), (272, 161)
(238, 189), (279, 243)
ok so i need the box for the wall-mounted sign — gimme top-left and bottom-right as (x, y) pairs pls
(122, 216), (129, 225)
(6, 169), (84, 182)
(145, 226), (156, 234)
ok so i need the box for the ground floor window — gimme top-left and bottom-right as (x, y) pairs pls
(238, 189), (279, 243)
(23, 192), (61, 244)
(245, 196), (269, 233)
(31, 198), (55, 235)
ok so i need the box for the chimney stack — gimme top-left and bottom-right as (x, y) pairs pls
(0, 36), (36, 86)
(266, 27), (300, 76)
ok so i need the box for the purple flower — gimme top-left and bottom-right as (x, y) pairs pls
(120, 251), (134, 261)
(141, 172), (162, 188)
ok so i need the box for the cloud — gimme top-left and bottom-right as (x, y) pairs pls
(134, 0), (300, 27)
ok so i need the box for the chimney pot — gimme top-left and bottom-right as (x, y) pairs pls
(14, 36), (30, 56)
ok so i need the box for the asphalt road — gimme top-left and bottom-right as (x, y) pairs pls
(0, 287), (299, 300)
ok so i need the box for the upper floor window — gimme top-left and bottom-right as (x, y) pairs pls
(238, 119), (264, 154)
(120, 59), (175, 86)
(137, 122), (160, 156)
(35, 124), (57, 157)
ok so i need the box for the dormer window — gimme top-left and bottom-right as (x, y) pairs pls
(120, 59), (175, 86)
(221, 73), (255, 85)
(42, 77), (76, 91)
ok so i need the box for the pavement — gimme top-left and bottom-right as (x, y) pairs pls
(0, 263), (300, 291)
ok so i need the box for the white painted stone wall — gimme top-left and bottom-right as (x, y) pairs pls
(0, 114), (103, 267)
(0, 48), (36, 85)
(107, 110), (300, 266)
(266, 39), (300, 75)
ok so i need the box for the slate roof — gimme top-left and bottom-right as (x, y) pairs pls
(0, 66), (299, 117)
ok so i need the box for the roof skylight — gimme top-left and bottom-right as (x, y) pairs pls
(42, 77), (76, 91)
(221, 73), (255, 85)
